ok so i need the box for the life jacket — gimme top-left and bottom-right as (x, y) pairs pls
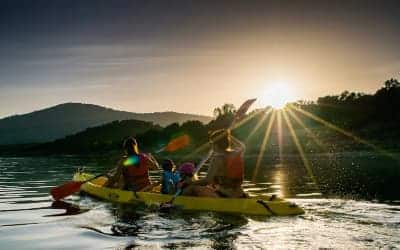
(225, 150), (244, 184)
(161, 171), (180, 194)
(123, 153), (151, 191)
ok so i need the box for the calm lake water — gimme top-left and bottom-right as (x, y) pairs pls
(0, 155), (399, 249)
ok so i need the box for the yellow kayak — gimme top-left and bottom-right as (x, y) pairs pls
(73, 172), (304, 216)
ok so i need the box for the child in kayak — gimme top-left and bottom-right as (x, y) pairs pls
(106, 137), (159, 191)
(176, 162), (218, 197)
(161, 159), (180, 194)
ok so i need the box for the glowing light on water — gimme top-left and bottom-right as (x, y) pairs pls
(272, 166), (286, 197)
(277, 110), (283, 161)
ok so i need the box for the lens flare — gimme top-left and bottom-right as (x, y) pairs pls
(123, 155), (140, 166)
(260, 82), (296, 109)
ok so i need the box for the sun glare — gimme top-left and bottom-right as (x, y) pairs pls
(261, 82), (295, 109)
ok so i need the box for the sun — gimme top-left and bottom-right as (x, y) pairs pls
(261, 82), (295, 109)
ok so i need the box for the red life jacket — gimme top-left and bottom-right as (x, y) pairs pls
(225, 151), (244, 184)
(123, 153), (151, 191)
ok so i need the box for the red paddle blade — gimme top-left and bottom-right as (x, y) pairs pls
(50, 181), (84, 200)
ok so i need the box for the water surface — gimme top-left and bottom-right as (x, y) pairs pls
(0, 156), (399, 249)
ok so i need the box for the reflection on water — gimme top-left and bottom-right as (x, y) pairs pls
(0, 156), (399, 249)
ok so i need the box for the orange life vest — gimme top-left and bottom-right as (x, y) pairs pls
(123, 153), (151, 191)
(225, 151), (244, 184)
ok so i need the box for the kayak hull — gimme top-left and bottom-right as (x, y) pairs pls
(73, 172), (304, 216)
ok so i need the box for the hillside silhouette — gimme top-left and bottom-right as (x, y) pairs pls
(0, 103), (211, 144)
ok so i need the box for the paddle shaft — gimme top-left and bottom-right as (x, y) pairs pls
(169, 189), (183, 203)
(194, 149), (213, 174)
(82, 173), (106, 184)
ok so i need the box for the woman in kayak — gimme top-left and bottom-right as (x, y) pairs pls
(106, 137), (160, 191)
(191, 129), (246, 198)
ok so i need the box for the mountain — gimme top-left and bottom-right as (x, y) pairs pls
(0, 103), (212, 145)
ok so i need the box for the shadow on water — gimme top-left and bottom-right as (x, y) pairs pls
(45, 200), (90, 217)
(80, 203), (249, 249)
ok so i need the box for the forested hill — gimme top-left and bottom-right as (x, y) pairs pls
(0, 103), (211, 144)
(294, 78), (400, 131)
(30, 119), (160, 155)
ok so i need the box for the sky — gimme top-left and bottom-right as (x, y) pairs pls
(1, 0), (400, 118)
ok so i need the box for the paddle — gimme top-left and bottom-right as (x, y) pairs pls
(160, 98), (256, 209)
(231, 98), (257, 128)
(156, 134), (190, 153)
(50, 135), (191, 201)
(50, 173), (107, 201)
(159, 189), (183, 212)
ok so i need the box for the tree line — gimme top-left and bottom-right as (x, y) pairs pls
(1, 78), (399, 156)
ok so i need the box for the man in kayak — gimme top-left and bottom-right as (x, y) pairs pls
(191, 129), (246, 198)
(106, 137), (160, 191)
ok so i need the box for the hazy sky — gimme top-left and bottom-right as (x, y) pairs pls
(1, 0), (400, 118)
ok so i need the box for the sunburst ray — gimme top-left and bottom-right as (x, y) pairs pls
(286, 107), (326, 149)
(282, 110), (319, 187)
(252, 111), (276, 182)
(245, 108), (273, 142)
(288, 104), (397, 160)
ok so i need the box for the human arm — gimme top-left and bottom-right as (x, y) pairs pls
(230, 135), (245, 153)
(191, 157), (218, 186)
(105, 159), (124, 187)
(145, 153), (160, 170)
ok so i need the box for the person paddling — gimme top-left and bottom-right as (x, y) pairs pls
(191, 129), (246, 198)
(106, 137), (159, 191)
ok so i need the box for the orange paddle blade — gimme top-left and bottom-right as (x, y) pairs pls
(50, 181), (84, 200)
(164, 134), (190, 152)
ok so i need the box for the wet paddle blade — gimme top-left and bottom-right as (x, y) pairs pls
(50, 181), (84, 200)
